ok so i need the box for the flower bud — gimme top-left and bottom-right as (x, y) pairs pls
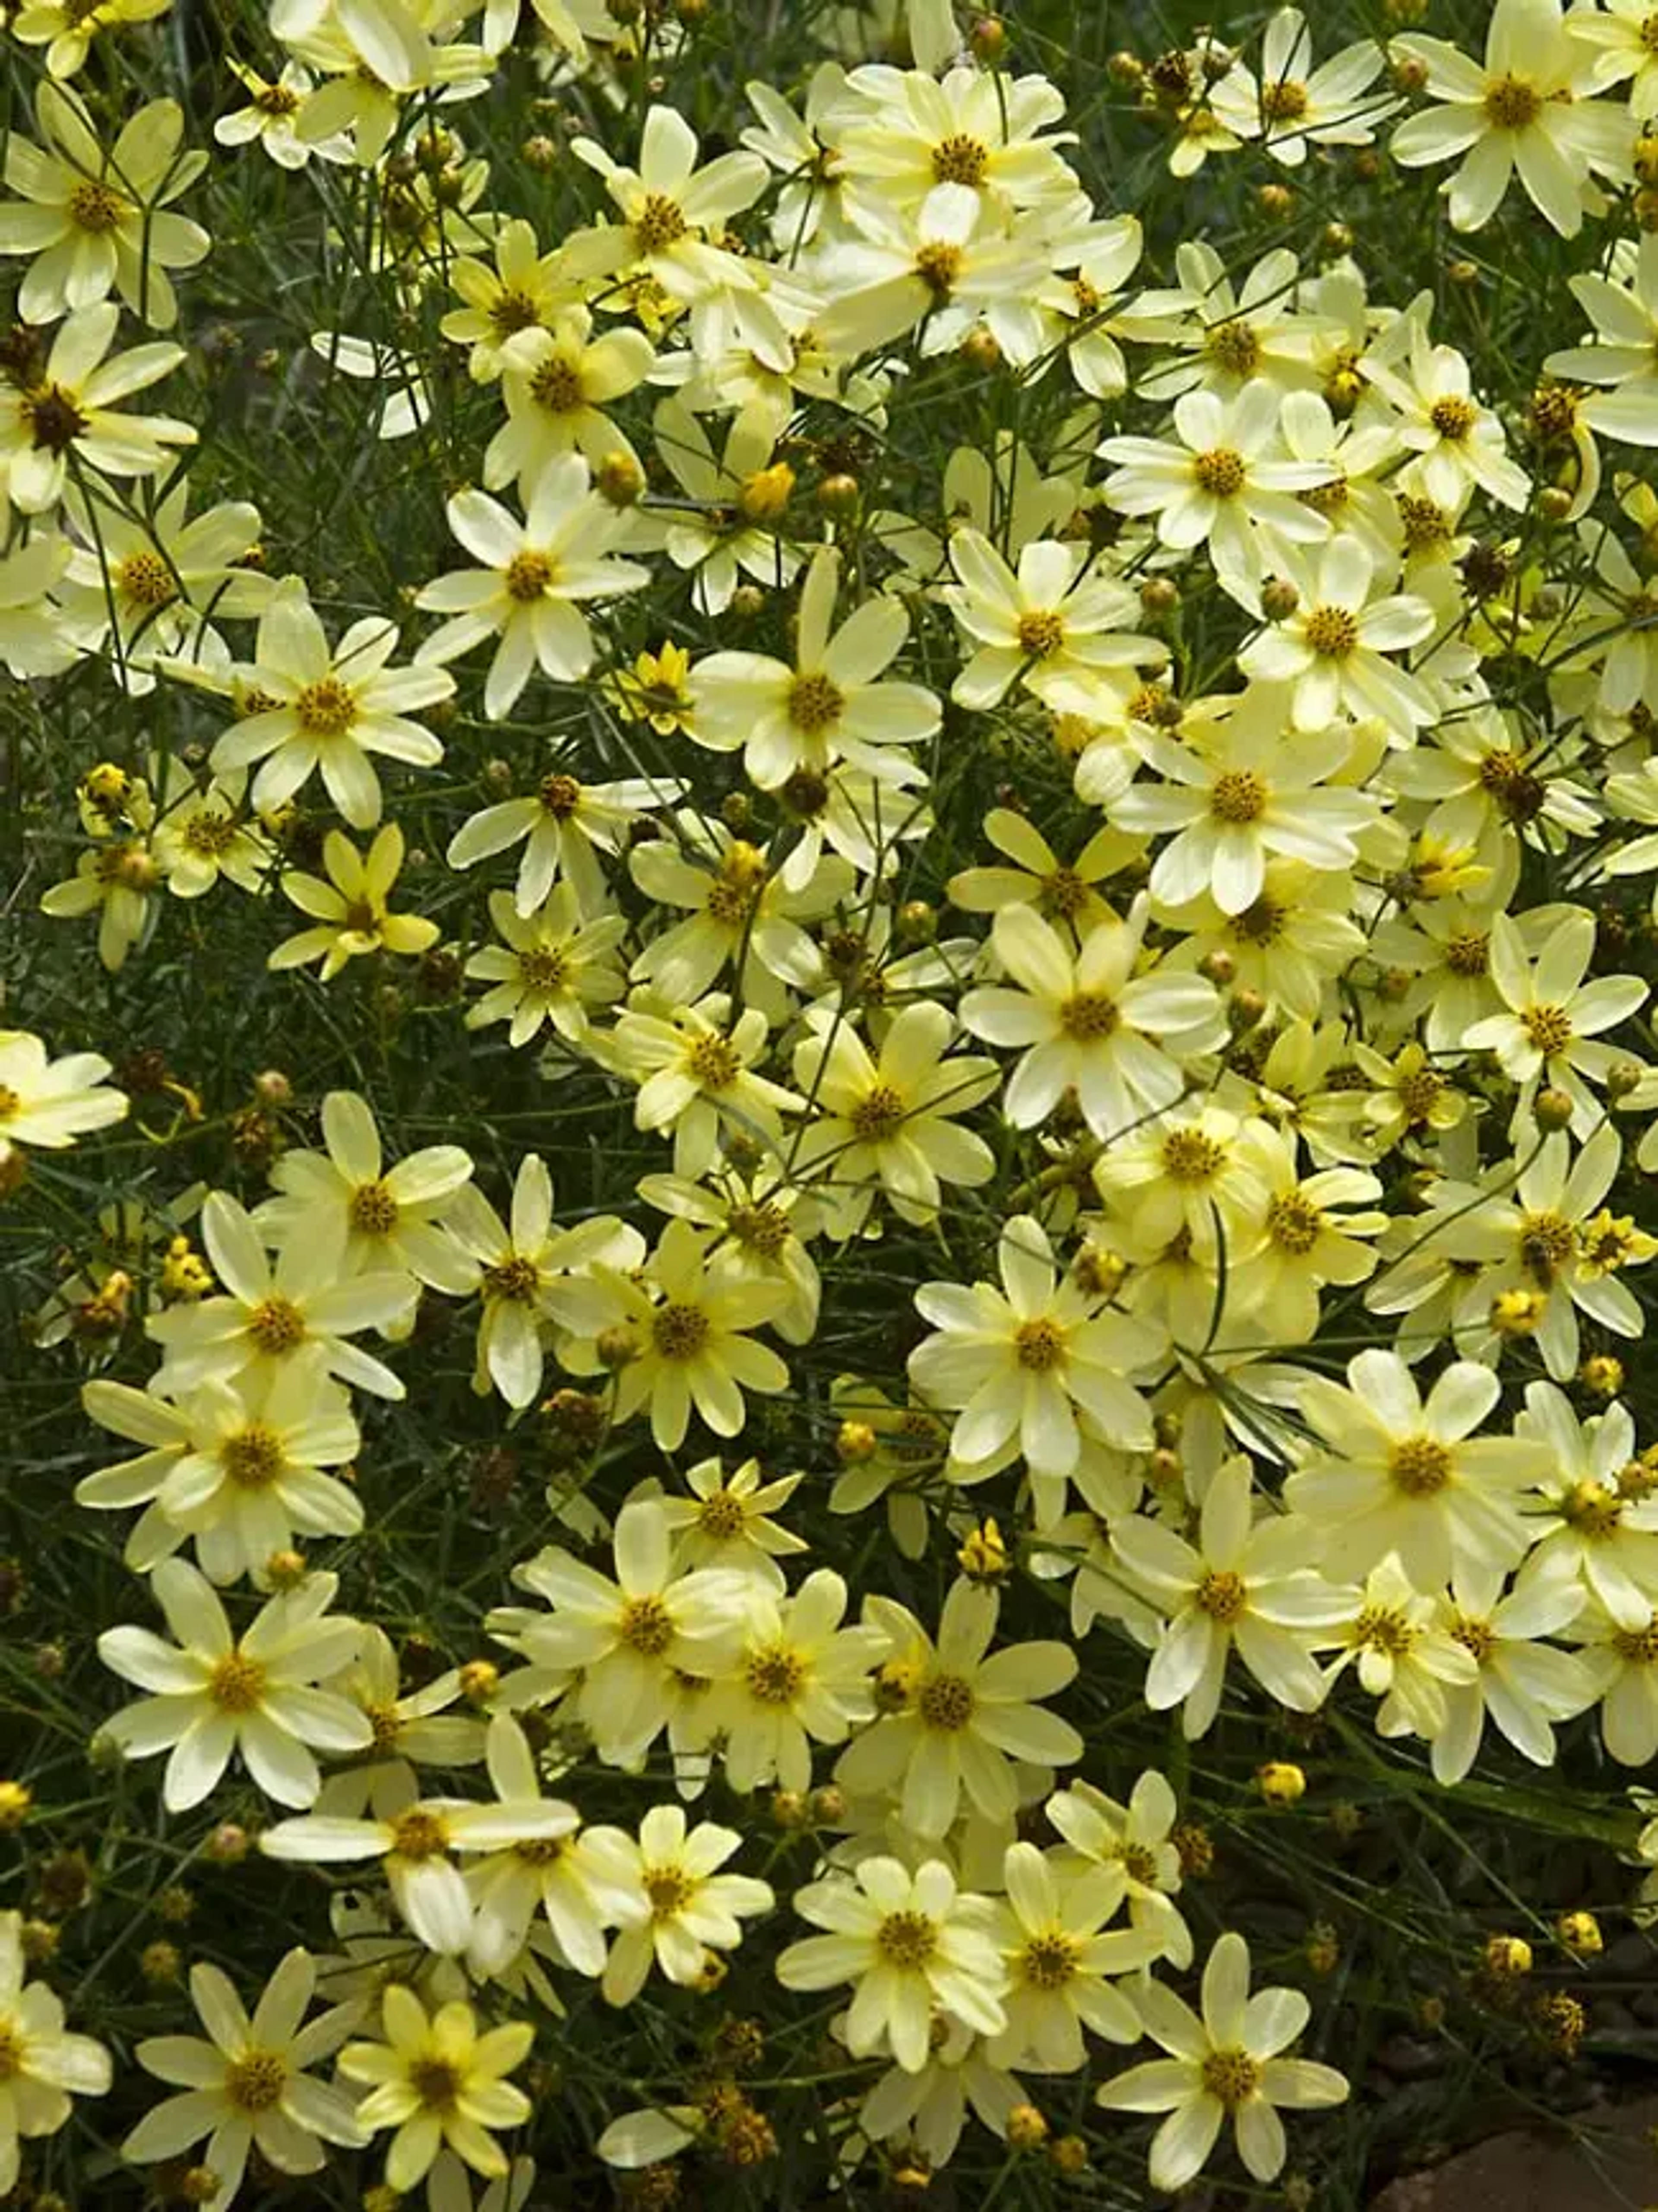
(1556, 1909), (1603, 1957)
(738, 462), (794, 523)
(1260, 577), (1300, 621)
(817, 472), (860, 516)
(1006, 2104), (1048, 2150)
(596, 1325), (641, 1371)
(1483, 1933), (1533, 1978)
(1534, 1086), (1574, 1131)
(1255, 1761), (1306, 1807)
(460, 1659), (500, 1705)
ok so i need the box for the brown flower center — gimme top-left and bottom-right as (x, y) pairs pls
(918, 1672), (975, 1731)
(247, 1295), (306, 1353)
(1211, 768), (1266, 823)
(349, 1179), (399, 1235)
(1202, 2047), (1261, 2107)
(634, 192), (689, 252)
(505, 550), (554, 601)
(876, 1909), (937, 1968)
(1484, 75), (1541, 130)
(744, 1645), (805, 1705)
(207, 1652), (267, 1714)
(223, 1424), (285, 1490)
(1303, 605), (1359, 659)
(788, 670), (843, 735)
(620, 1594), (675, 1656)
(295, 677), (356, 737)
(652, 1302), (710, 1361)
(1059, 989), (1120, 1041)
(932, 132), (990, 187)
(1196, 1569), (1247, 1623)
(224, 2048), (288, 2111)
(1014, 1317), (1066, 1372)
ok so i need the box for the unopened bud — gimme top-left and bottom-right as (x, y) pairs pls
(1534, 1087), (1575, 1131)
(596, 1325), (641, 1371)
(1006, 2104), (1048, 2150)
(459, 1660), (499, 1705)
(1260, 577), (1300, 621)
(1483, 1933), (1533, 1978)
(836, 1419), (878, 1463)
(817, 472), (860, 517)
(597, 450), (644, 506)
(1255, 1761), (1306, 1806)
(1139, 576), (1179, 616)
(253, 1068), (292, 1105)
(737, 462), (794, 523)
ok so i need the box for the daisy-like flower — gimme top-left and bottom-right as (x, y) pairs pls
(790, 1000), (1000, 1236)
(442, 1153), (636, 1410)
(1209, 9), (1395, 166)
(608, 995), (804, 1179)
(464, 1718), (608, 1980)
(0, 301), (193, 513)
(1545, 235), (1658, 448)
(79, 1349), (363, 1586)
(214, 62), (346, 171)
(1427, 1563), (1594, 1784)
(0, 1028), (127, 1154)
(256, 1090), (476, 1299)
(1227, 1123), (1386, 1347)
(1097, 1932), (1348, 2191)
(1287, 1350), (1546, 1592)
(1092, 1103), (1266, 1258)
(1099, 382), (1334, 605)
(1323, 1554), (1478, 1738)
(1461, 909), (1647, 1137)
(987, 1842), (1155, 2073)
(652, 398), (807, 616)
(439, 218), (578, 383)
(1572, 1599), (1658, 1766)
(1114, 688), (1376, 916)
(959, 899), (1226, 1144)
(146, 1188), (411, 1401)
(710, 1567), (888, 1793)
(484, 309), (655, 484)
(908, 1213), (1165, 1506)
(326, 1625), (487, 1793)
(835, 1577), (1083, 1836)
(584, 1806), (775, 2005)
(0, 86), (208, 330)
(943, 527), (1164, 715)
(1364, 314), (1531, 511)
(269, 824), (440, 983)
(1516, 1383), (1658, 1626)
(1389, 0), (1630, 240)
(560, 1217), (791, 1451)
(629, 821), (853, 1014)
(947, 810), (1137, 937)
(124, 1949), (366, 2210)
(1237, 539), (1435, 735)
(1045, 1772), (1193, 1967)
(833, 60), (1076, 219)
(1577, 0), (1658, 120)
(464, 884), (628, 1050)
(340, 1989), (532, 2196)
(637, 1166), (825, 1348)
(38, 829), (158, 971)
(1111, 1457), (1347, 1738)
(12, 0), (170, 80)
(447, 769), (681, 920)
(689, 547), (939, 791)
(150, 768), (275, 896)
(654, 1455), (809, 1590)
(493, 1499), (751, 1767)
(96, 1561), (370, 1811)
(0, 1911), (111, 2198)
(212, 580), (451, 829)
(776, 1857), (1008, 2074)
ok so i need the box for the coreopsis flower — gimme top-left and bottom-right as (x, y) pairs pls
(987, 1843), (1154, 2073)
(584, 1806), (775, 2004)
(340, 1988), (533, 2195)
(1099, 382), (1334, 604)
(464, 884), (628, 1049)
(652, 398), (806, 615)
(689, 547), (939, 790)
(947, 809), (1136, 936)
(1427, 1565), (1595, 1784)
(214, 62), (346, 169)
(0, 1911), (111, 2199)
(959, 899), (1226, 1144)
(80, 1349), (363, 1585)
(493, 1500), (751, 1766)
(269, 823), (440, 983)
(908, 1213), (1164, 1501)
(1111, 1458), (1345, 1737)
(441, 1154), (637, 1409)
(1461, 910), (1647, 1137)
(1363, 315), (1531, 510)
(96, 1561), (370, 1810)
(11, 0), (170, 82)
(0, 1028), (127, 1153)
(146, 1188), (411, 1401)
(1114, 690), (1376, 916)
(1097, 1932), (1348, 2190)
(608, 995), (804, 1178)
(629, 821), (853, 1013)
(0, 302), (193, 512)
(1516, 1383), (1658, 1626)
(0, 86), (208, 329)
(943, 526), (1162, 714)
(1237, 539), (1435, 735)
(38, 831), (159, 970)
(485, 311), (655, 484)
(1389, 0), (1630, 240)
(1045, 1772), (1193, 1967)
(776, 1857), (1008, 2073)
(150, 768), (275, 894)
(1545, 235), (1658, 447)
(790, 999), (1000, 1235)
(835, 1577), (1083, 1836)
(124, 1949), (366, 2207)
(1286, 1351), (1546, 1591)
(440, 219), (577, 381)
(280, 4), (489, 169)
(1209, 9), (1395, 165)
(464, 1718), (608, 1979)
(654, 1455), (808, 1589)
(1322, 1554), (1478, 1739)
(1577, 0), (1658, 119)
(709, 1567), (887, 1793)
(1572, 1598), (1658, 1765)
(212, 581), (451, 828)
(636, 1165), (824, 1347)
(1092, 1103), (1266, 1258)
(256, 1091), (476, 1297)
(834, 59), (1076, 219)
(446, 769), (681, 919)
(1227, 1124), (1386, 1346)
(326, 1625), (487, 1788)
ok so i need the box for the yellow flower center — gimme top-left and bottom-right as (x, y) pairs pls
(706, 843), (768, 925)
(1260, 78), (1309, 122)
(182, 810), (238, 856)
(788, 670), (844, 735)
(1193, 447), (1247, 498)
(850, 1083), (908, 1141)
(1449, 1614), (1496, 1662)
(914, 241), (963, 297)
(1484, 75), (1541, 130)
(365, 1702), (401, 1752)
(68, 178), (126, 233)
(1397, 1066), (1444, 1122)
(917, 1670), (976, 1731)
(634, 191), (689, 252)
(1210, 768), (1267, 823)
(1014, 1317), (1066, 1372)
(1612, 1621), (1658, 1664)
(1040, 866), (1091, 921)
(1017, 609), (1066, 659)
(1196, 1570), (1247, 1623)
(1521, 1003), (1573, 1057)
(484, 1256), (540, 1302)
(348, 1179), (399, 1235)
(1120, 1842), (1159, 1883)
(224, 2048), (288, 2112)
(1303, 605), (1359, 659)
(1266, 1192), (1323, 1255)
(247, 1295), (306, 1353)
(207, 1652), (267, 1714)
(1519, 1209), (1576, 1284)
(528, 353), (583, 413)
(645, 1865), (695, 1918)
(876, 1909), (938, 1968)
(744, 1644), (806, 1705)
(117, 549), (174, 608)
(620, 1594), (675, 1657)
(1429, 395), (1477, 442)
(1563, 1480), (1623, 1540)
(1205, 320), (1261, 377)
(932, 132), (990, 187)
(1389, 1435), (1453, 1497)
(728, 1201), (790, 1257)
(697, 1490), (747, 1538)
(1352, 1604), (1415, 1656)
(652, 1302), (711, 1361)
(518, 947), (569, 992)
(1444, 930), (1488, 977)
(390, 1810), (451, 1859)
(688, 1034), (742, 1090)
(1202, 2047), (1262, 2107)
(505, 550), (554, 600)
(1162, 1129), (1225, 1182)
(223, 1423), (285, 1490)
(1018, 1931), (1080, 1989)
(1059, 989), (1120, 1041)
(295, 677), (356, 737)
